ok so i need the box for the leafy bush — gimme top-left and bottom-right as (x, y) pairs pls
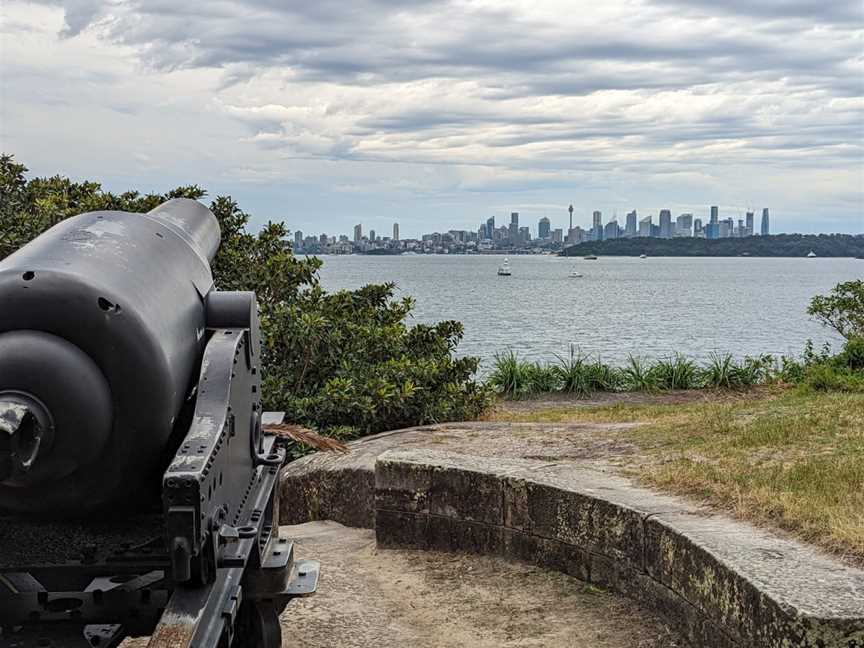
(807, 280), (864, 340)
(803, 364), (864, 393)
(837, 336), (864, 371)
(0, 154), (492, 439)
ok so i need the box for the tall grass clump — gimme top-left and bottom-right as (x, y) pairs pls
(553, 346), (621, 396)
(653, 353), (702, 390)
(553, 347), (594, 396)
(488, 350), (532, 397)
(488, 350), (560, 397)
(621, 355), (660, 392)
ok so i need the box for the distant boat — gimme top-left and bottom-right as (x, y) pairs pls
(584, 255), (598, 260)
(639, 254), (647, 259)
(807, 251), (817, 258)
(570, 265), (583, 278)
(497, 257), (512, 276)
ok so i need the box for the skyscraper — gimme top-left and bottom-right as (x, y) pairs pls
(694, 218), (704, 237)
(393, 223), (400, 241)
(639, 216), (652, 237)
(625, 210), (637, 237)
(369, 229), (376, 242)
(509, 212), (519, 240)
(659, 209), (672, 238)
(761, 208), (770, 236)
(604, 221), (619, 240)
(538, 217), (551, 239)
(592, 211), (603, 241)
(710, 205), (719, 224)
(486, 216), (495, 240)
(676, 214), (693, 237)
(294, 230), (303, 249)
(353, 224), (362, 242)
(745, 212), (754, 236)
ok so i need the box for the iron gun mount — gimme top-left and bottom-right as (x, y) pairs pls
(0, 200), (318, 647)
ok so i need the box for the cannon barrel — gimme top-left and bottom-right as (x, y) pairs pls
(0, 198), (221, 516)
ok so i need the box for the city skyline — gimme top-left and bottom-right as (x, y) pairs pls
(2, 2), (861, 237)
(293, 203), (787, 254)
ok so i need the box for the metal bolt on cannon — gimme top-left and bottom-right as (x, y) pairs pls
(0, 199), (318, 648)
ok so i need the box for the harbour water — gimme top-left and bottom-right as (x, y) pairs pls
(317, 255), (862, 369)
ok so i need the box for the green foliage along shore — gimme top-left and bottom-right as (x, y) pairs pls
(561, 233), (864, 258)
(490, 279), (864, 398)
(0, 154), (492, 446)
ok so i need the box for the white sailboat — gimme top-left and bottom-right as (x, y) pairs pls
(497, 257), (512, 276)
(570, 265), (583, 278)
(807, 251), (817, 258)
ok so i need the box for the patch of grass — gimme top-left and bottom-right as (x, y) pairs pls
(491, 388), (864, 562)
(621, 355), (660, 392)
(653, 354), (702, 390)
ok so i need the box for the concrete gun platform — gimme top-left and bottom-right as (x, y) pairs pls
(281, 422), (864, 648)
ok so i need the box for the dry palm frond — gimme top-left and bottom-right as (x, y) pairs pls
(264, 423), (350, 453)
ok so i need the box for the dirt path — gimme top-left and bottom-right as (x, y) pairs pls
(283, 521), (684, 648)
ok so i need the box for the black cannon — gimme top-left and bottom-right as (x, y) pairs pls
(0, 199), (318, 647)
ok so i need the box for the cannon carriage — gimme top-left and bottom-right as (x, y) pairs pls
(0, 199), (317, 647)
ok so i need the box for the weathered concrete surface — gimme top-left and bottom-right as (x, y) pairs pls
(281, 520), (685, 648)
(375, 449), (864, 648)
(280, 421), (641, 527)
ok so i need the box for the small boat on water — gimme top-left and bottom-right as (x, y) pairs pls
(497, 257), (512, 276)
(639, 254), (647, 259)
(584, 254), (598, 260)
(807, 251), (817, 258)
(570, 266), (583, 278)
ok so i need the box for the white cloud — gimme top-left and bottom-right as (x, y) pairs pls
(1, 0), (862, 235)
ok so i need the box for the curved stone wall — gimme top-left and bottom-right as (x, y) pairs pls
(374, 449), (864, 648)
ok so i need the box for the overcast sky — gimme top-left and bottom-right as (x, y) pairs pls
(1, 1), (862, 237)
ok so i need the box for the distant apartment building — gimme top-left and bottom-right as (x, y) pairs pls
(538, 217), (551, 239)
(693, 218), (704, 238)
(294, 230), (303, 249)
(675, 213), (693, 237)
(590, 210), (603, 241)
(761, 208), (770, 236)
(745, 212), (754, 236)
(625, 210), (638, 238)
(509, 212), (519, 240)
(639, 216), (652, 237)
(604, 220), (619, 240)
(710, 205), (719, 224)
(486, 216), (495, 240)
(552, 228), (563, 243)
(369, 229), (376, 242)
(353, 224), (362, 242)
(393, 223), (400, 241)
(659, 210), (673, 239)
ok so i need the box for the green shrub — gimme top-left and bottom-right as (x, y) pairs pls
(488, 350), (532, 397)
(1, 154), (493, 438)
(621, 355), (659, 392)
(803, 364), (864, 393)
(552, 347), (619, 396)
(837, 336), (864, 371)
(807, 280), (864, 340)
(653, 354), (702, 390)
(553, 347), (593, 396)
